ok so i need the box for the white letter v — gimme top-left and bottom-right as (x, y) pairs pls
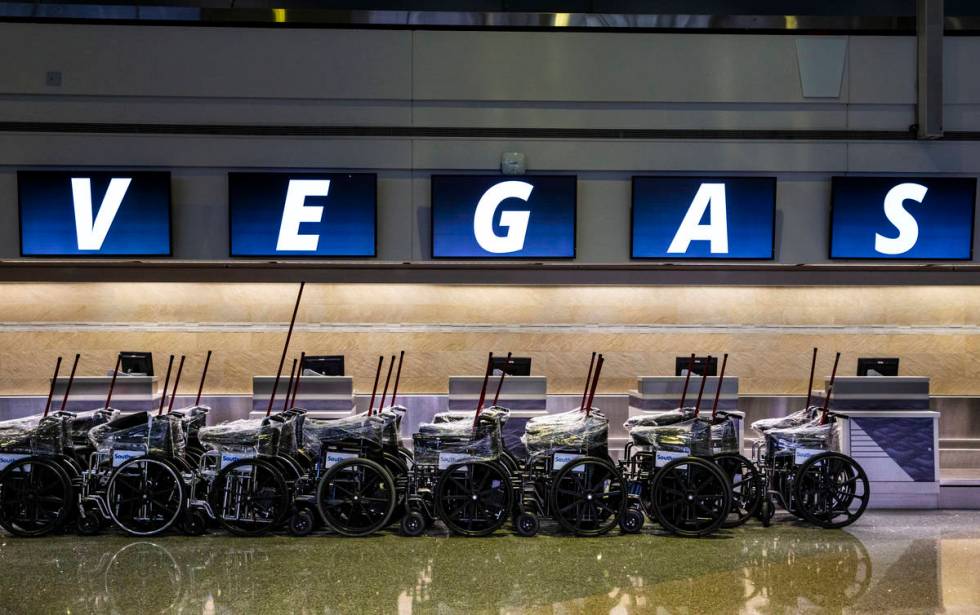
(71, 177), (131, 250)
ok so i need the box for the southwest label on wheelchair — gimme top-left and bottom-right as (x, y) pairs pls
(0, 453), (28, 471)
(324, 451), (358, 467)
(655, 449), (690, 468)
(794, 447), (824, 465)
(111, 450), (143, 467)
(438, 452), (474, 469)
(220, 451), (255, 470)
(553, 452), (586, 472)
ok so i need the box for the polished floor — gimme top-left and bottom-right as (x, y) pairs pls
(1, 510), (979, 614)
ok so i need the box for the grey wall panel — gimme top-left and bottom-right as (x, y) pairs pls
(576, 178), (631, 262)
(0, 24), (412, 100)
(0, 172), (19, 259)
(0, 133), (413, 169)
(846, 105), (915, 131)
(412, 101), (849, 130)
(772, 178), (834, 263)
(847, 36), (916, 104)
(944, 38), (980, 105)
(411, 139), (848, 173)
(413, 32), (828, 103)
(0, 96), (414, 126)
(377, 174), (416, 261)
(848, 142), (980, 173)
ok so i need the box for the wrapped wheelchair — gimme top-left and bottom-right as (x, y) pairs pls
(401, 352), (514, 537)
(751, 349), (870, 529)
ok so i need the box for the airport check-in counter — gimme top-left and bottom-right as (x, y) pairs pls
(446, 375), (548, 458)
(829, 376), (940, 508)
(51, 376), (160, 412)
(626, 376), (744, 453)
(248, 375), (356, 419)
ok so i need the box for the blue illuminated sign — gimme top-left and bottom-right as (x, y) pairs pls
(830, 177), (976, 260)
(229, 173), (376, 257)
(431, 175), (576, 259)
(631, 177), (776, 259)
(18, 171), (171, 256)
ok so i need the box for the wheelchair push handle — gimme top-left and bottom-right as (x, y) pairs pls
(819, 351), (842, 425)
(378, 354), (396, 413)
(157, 354), (175, 416)
(804, 347), (818, 410)
(267, 282), (306, 417)
(390, 350), (405, 408)
(104, 353), (122, 411)
(289, 351), (305, 410)
(693, 356), (711, 418)
(491, 351), (512, 407)
(679, 353), (695, 408)
(59, 353), (81, 414)
(282, 358), (297, 413)
(167, 355), (186, 414)
(585, 354), (604, 415)
(579, 351), (597, 412)
(472, 351), (494, 430)
(195, 350), (213, 407)
(710, 353), (728, 421)
(367, 355), (383, 416)
(42, 356), (63, 418)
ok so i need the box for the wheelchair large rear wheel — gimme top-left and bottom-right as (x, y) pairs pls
(794, 452), (869, 529)
(0, 456), (74, 537)
(712, 453), (762, 528)
(550, 456), (624, 536)
(107, 456), (185, 536)
(651, 456), (731, 537)
(209, 457), (290, 536)
(317, 457), (396, 537)
(434, 461), (512, 536)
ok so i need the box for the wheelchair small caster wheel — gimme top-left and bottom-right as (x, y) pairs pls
(76, 512), (102, 536)
(619, 508), (644, 534)
(759, 498), (774, 528)
(289, 508), (315, 537)
(514, 512), (539, 537)
(401, 511), (426, 537)
(182, 509), (209, 536)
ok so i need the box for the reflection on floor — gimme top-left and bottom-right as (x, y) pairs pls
(1, 510), (979, 614)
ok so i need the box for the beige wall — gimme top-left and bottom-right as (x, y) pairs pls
(0, 283), (977, 396)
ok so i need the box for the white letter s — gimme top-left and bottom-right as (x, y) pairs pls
(874, 182), (927, 255)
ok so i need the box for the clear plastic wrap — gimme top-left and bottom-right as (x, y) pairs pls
(751, 406), (820, 438)
(302, 413), (385, 458)
(0, 414), (69, 455)
(378, 405), (407, 449)
(521, 409), (609, 461)
(623, 407), (696, 430)
(413, 410), (505, 468)
(67, 408), (120, 450)
(629, 418), (712, 457)
(432, 406), (510, 425)
(87, 412), (186, 458)
(168, 405), (210, 444)
(765, 417), (839, 460)
(198, 418), (281, 457)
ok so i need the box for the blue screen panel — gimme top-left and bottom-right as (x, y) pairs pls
(431, 175), (576, 259)
(19, 170), (171, 256)
(229, 172), (376, 257)
(830, 176), (976, 260)
(631, 176), (775, 259)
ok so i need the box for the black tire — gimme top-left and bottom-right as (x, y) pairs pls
(76, 508), (103, 535)
(434, 461), (512, 537)
(288, 507), (316, 537)
(651, 456), (731, 537)
(619, 507), (644, 534)
(107, 456), (185, 537)
(209, 457), (290, 536)
(794, 452), (870, 529)
(713, 453), (763, 528)
(317, 458), (396, 537)
(400, 510), (426, 537)
(514, 511), (539, 537)
(181, 508), (209, 536)
(550, 456), (624, 536)
(759, 497), (774, 527)
(0, 456), (74, 537)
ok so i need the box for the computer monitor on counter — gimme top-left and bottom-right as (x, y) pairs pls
(119, 351), (153, 376)
(857, 357), (899, 377)
(675, 356), (717, 377)
(492, 356), (531, 376)
(302, 355), (345, 376)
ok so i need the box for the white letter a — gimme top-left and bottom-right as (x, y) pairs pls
(72, 177), (131, 250)
(667, 183), (729, 254)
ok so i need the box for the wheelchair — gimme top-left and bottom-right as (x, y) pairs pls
(751, 408), (869, 529)
(194, 411), (306, 536)
(403, 405), (513, 537)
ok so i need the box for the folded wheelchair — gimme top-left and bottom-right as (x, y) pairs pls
(751, 350), (869, 529)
